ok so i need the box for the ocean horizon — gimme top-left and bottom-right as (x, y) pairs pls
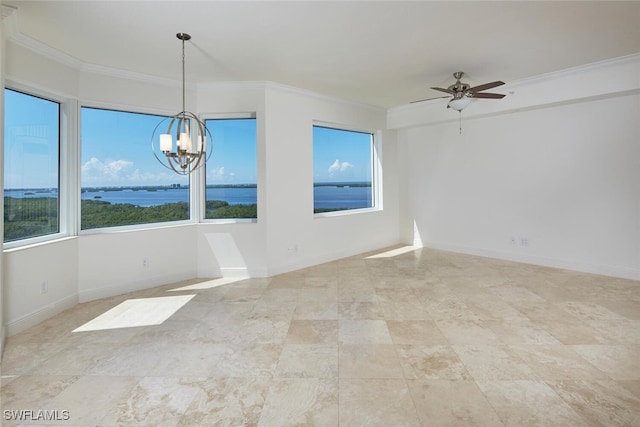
(5, 182), (373, 210)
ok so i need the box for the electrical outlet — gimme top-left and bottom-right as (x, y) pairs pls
(520, 237), (529, 247)
(41, 281), (48, 294)
(142, 257), (150, 269)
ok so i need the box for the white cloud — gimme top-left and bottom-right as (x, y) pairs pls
(328, 159), (354, 175)
(81, 157), (179, 186)
(82, 157), (134, 181)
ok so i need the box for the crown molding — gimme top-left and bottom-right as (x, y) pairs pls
(3, 5), (384, 111)
(1, 4), (16, 19)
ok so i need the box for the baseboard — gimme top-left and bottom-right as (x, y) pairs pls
(6, 293), (78, 337)
(423, 241), (640, 281)
(267, 239), (401, 277)
(77, 272), (194, 303)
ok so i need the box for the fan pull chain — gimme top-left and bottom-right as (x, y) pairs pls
(459, 111), (463, 135)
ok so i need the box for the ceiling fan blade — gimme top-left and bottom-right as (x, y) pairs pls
(467, 81), (505, 93)
(430, 87), (455, 95)
(470, 92), (505, 99)
(410, 95), (450, 104)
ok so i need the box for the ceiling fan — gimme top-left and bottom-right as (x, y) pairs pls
(413, 71), (506, 111)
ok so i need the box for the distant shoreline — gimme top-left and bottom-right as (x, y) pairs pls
(5, 181), (371, 193)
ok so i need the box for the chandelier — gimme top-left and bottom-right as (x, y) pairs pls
(152, 33), (211, 175)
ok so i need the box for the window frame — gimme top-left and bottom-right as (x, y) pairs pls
(78, 103), (194, 234)
(201, 112), (258, 224)
(312, 121), (382, 218)
(3, 83), (75, 249)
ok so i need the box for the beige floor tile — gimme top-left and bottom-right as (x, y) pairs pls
(102, 376), (202, 426)
(338, 301), (384, 319)
(486, 318), (563, 345)
(386, 320), (449, 345)
(46, 375), (141, 425)
(396, 344), (472, 380)
(339, 344), (404, 379)
(258, 378), (338, 426)
(275, 344), (338, 378)
(338, 320), (392, 344)
(435, 319), (502, 345)
(509, 344), (609, 381)
(0, 375), (80, 412)
(285, 320), (338, 344)
(570, 345), (640, 380)
(617, 380), (640, 399)
(548, 378), (640, 426)
(210, 343), (282, 378)
(340, 378), (420, 427)
(407, 379), (504, 426)
(178, 377), (270, 426)
(292, 299), (338, 320)
(477, 380), (589, 426)
(379, 300), (431, 320)
(452, 345), (538, 380)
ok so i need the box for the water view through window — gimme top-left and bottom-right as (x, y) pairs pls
(204, 117), (258, 219)
(313, 125), (374, 213)
(4, 89), (60, 242)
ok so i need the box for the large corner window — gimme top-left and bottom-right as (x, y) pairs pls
(313, 124), (376, 214)
(80, 107), (189, 230)
(204, 116), (257, 220)
(4, 88), (60, 243)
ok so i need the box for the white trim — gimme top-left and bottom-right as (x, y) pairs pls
(3, 84), (72, 250)
(312, 122), (381, 216)
(5, 293), (78, 336)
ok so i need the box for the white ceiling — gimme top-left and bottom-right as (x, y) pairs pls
(4, 1), (640, 108)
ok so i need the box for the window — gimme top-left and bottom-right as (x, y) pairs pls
(313, 124), (375, 214)
(204, 116), (257, 220)
(80, 107), (189, 230)
(4, 89), (60, 242)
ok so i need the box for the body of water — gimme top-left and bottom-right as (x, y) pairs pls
(6, 184), (372, 210)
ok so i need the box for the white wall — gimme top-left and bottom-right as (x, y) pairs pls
(263, 85), (399, 275)
(78, 226), (197, 302)
(4, 238), (79, 335)
(394, 56), (640, 280)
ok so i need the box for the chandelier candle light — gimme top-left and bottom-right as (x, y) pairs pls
(152, 32), (211, 175)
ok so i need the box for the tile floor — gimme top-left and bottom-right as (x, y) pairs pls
(1, 246), (640, 426)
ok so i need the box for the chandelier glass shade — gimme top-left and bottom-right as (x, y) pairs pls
(152, 33), (211, 175)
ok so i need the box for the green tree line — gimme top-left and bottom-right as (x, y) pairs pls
(4, 197), (257, 240)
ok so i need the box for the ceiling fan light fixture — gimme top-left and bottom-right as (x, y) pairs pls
(448, 97), (471, 111)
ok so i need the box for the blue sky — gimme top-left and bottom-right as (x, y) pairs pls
(5, 89), (372, 189)
(4, 89), (60, 189)
(313, 126), (372, 183)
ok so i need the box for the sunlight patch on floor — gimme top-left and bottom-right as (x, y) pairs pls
(72, 295), (195, 332)
(365, 245), (419, 259)
(167, 276), (248, 292)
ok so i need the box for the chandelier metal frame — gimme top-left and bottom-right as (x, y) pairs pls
(152, 33), (211, 175)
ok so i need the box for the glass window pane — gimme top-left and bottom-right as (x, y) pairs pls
(80, 107), (189, 229)
(313, 125), (374, 213)
(204, 118), (257, 219)
(4, 89), (60, 242)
